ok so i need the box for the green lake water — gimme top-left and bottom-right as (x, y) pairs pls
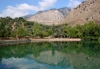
(0, 41), (100, 69)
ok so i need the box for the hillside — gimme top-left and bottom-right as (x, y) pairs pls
(25, 0), (100, 26)
(26, 7), (71, 25)
(64, 0), (100, 26)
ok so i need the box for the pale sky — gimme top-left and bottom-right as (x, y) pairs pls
(0, 0), (83, 18)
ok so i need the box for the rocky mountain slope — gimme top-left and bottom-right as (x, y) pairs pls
(26, 7), (71, 25)
(25, 0), (100, 26)
(63, 0), (100, 26)
(23, 15), (33, 19)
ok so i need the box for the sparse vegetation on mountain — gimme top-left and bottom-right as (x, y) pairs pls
(64, 0), (100, 26)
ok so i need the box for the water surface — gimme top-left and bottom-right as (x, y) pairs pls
(0, 41), (100, 69)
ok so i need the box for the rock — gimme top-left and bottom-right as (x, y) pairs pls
(23, 0), (100, 26)
(26, 7), (71, 25)
(63, 0), (100, 26)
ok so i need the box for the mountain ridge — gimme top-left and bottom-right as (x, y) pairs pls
(24, 0), (100, 26)
(25, 7), (71, 25)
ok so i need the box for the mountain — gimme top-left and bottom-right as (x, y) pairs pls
(24, 0), (100, 26)
(26, 7), (71, 25)
(63, 0), (100, 26)
(23, 14), (33, 19)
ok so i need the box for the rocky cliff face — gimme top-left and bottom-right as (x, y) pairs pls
(26, 7), (71, 25)
(64, 0), (100, 26)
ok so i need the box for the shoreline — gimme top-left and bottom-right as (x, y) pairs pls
(0, 38), (81, 45)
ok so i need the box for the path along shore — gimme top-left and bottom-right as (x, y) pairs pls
(0, 38), (81, 45)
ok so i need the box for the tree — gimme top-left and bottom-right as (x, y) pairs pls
(32, 22), (43, 37)
(17, 26), (28, 37)
(47, 29), (53, 36)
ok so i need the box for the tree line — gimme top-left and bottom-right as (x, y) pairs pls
(0, 16), (100, 39)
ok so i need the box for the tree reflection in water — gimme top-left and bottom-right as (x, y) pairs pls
(0, 41), (100, 69)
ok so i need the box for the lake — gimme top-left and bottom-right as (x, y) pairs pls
(0, 41), (100, 69)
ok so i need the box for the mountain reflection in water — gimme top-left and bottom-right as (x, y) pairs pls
(0, 41), (100, 69)
(1, 57), (71, 69)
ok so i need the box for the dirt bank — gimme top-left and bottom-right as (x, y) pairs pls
(0, 38), (81, 45)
